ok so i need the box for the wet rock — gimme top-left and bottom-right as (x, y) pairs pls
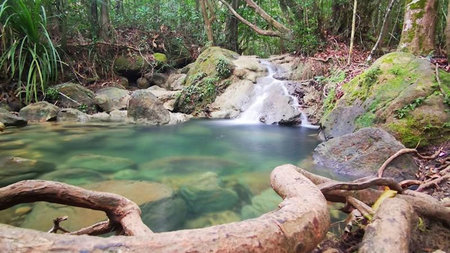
(109, 109), (128, 122)
(22, 181), (173, 232)
(54, 83), (96, 110)
(179, 172), (239, 214)
(19, 101), (59, 122)
(257, 86), (301, 125)
(95, 87), (130, 112)
(57, 108), (89, 122)
(169, 112), (192, 125)
(127, 89), (170, 125)
(313, 127), (418, 181)
(0, 109), (27, 127)
(209, 80), (254, 119)
(184, 210), (240, 229)
(0, 156), (55, 187)
(141, 196), (187, 232)
(240, 188), (282, 219)
(63, 154), (137, 173)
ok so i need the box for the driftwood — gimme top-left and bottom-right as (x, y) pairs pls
(0, 165), (330, 253)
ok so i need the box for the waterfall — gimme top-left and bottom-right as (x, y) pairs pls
(236, 60), (319, 129)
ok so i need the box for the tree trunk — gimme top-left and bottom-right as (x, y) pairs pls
(115, 0), (124, 15)
(348, 0), (357, 65)
(446, 1), (450, 61)
(89, 0), (99, 39)
(99, 0), (112, 41)
(56, 0), (67, 49)
(200, 0), (214, 44)
(225, 0), (240, 52)
(399, 0), (438, 55)
(0, 165), (330, 253)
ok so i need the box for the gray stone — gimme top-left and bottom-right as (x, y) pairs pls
(137, 77), (150, 89)
(63, 154), (137, 173)
(240, 189), (282, 219)
(95, 87), (130, 112)
(141, 196), (187, 232)
(210, 80), (254, 119)
(128, 90), (170, 125)
(88, 112), (111, 122)
(54, 83), (96, 109)
(110, 109), (128, 122)
(39, 168), (106, 185)
(168, 112), (192, 125)
(19, 101), (59, 122)
(0, 109), (27, 127)
(144, 73), (168, 88)
(0, 156), (55, 187)
(57, 108), (89, 122)
(166, 74), (186, 90)
(313, 127), (418, 181)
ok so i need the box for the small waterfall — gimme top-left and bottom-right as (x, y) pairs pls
(236, 60), (319, 129)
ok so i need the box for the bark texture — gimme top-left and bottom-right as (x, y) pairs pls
(0, 165), (329, 253)
(399, 0), (438, 55)
(446, 0), (450, 61)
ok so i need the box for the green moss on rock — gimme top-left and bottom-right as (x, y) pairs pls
(322, 52), (450, 147)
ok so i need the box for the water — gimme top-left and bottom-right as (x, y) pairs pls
(237, 60), (319, 129)
(0, 120), (329, 233)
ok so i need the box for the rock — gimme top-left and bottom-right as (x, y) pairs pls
(153, 53), (167, 63)
(0, 156), (55, 187)
(144, 73), (168, 88)
(223, 171), (271, 196)
(95, 87), (131, 112)
(184, 210), (240, 229)
(57, 108), (89, 122)
(54, 83), (96, 110)
(19, 101), (59, 122)
(141, 196), (187, 232)
(118, 77), (129, 88)
(321, 52), (450, 147)
(22, 181), (173, 232)
(209, 80), (254, 119)
(179, 172), (239, 214)
(0, 109), (27, 127)
(14, 206), (32, 215)
(114, 55), (149, 82)
(174, 47), (238, 114)
(110, 109), (128, 122)
(240, 189), (282, 219)
(313, 127), (418, 180)
(169, 112), (192, 125)
(127, 89), (170, 124)
(88, 112), (111, 122)
(166, 73), (186, 90)
(137, 77), (150, 89)
(147, 86), (179, 103)
(0, 122), (4, 131)
(39, 168), (106, 185)
(63, 154), (137, 173)
(257, 85), (301, 125)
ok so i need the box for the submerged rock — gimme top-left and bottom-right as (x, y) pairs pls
(19, 101), (59, 122)
(179, 172), (239, 214)
(184, 210), (240, 229)
(0, 108), (27, 127)
(321, 52), (450, 147)
(127, 89), (171, 125)
(313, 127), (418, 180)
(240, 188), (282, 219)
(39, 168), (106, 185)
(63, 154), (137, 173)
(22, 181), (173, 232)
(141, 196), (187, 232)
(95, 87), (131, 113)
(0, 156), (55, 187)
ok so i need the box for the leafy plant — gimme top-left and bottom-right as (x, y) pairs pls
(45, 87), (59, 101)
(0, 0), (63, 104)
(395, 97), (425, 119)
(77, 104), (88, 113)
(216, 58), (232, 79)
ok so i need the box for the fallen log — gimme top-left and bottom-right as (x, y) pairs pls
(0, 165), (330, 253)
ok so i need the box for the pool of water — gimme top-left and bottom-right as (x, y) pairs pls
(0, 120), (328, 233)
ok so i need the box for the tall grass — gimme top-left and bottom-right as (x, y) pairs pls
(0, 0), (62, 104)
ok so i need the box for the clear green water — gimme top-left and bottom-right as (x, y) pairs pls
(0, 120), (326, 233)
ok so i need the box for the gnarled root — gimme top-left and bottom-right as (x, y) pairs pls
(0, 165), (330, 253)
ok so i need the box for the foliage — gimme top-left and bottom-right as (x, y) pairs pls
(395, 97), (425, 119)
(216, 58), (232, 79)
(45, 87), (59, 101)
(0, 0), (62, 104)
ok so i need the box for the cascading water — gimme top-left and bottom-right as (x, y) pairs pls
(237, 60), (319, 129)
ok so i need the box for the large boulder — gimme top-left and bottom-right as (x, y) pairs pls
(22, 181), (174, 232)
(179, 172), (239, 214)
(127, 90), (171, 124)
(19, 101), (59, 122)
(0, 108), (27, 127)
(174, 47), (239, 114)
(321, 52), (450, 147)
(165, 73), (186, 91)
(54, 83), (96, 111)
(63, 154), (137, 173)
(140, 196), (187, 232)
(94, 87), (130, 113)
(313, 127), (418, 180)
(144, 73), (168, 88)
(114, 54), (149, 82)
(0, 156), (55, 187)
(209, 80), (254, 119)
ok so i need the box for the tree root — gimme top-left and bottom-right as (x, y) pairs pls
(0, 165), (330, 253)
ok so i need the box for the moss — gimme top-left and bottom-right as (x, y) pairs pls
(388, 116), (423, 147)
(322, 86), (337, 119)
(408, 0), (427, 10)
(114, 55), (146, 73)
(153, 53), (167, 63)
(343, 66), (381, 104)
(355, 112), (376, 128)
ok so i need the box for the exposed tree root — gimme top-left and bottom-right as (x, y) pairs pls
(0, 165), (330, 253)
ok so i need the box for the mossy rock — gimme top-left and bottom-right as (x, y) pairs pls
(54, 83), (96, 112)
(321, 52), (450, 147)
(153, 53), (167, 63)
(174, 47), (238, 114)
(114, 55), (149, 81)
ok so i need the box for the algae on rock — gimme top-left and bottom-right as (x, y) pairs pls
(321, 52), (449, 147)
